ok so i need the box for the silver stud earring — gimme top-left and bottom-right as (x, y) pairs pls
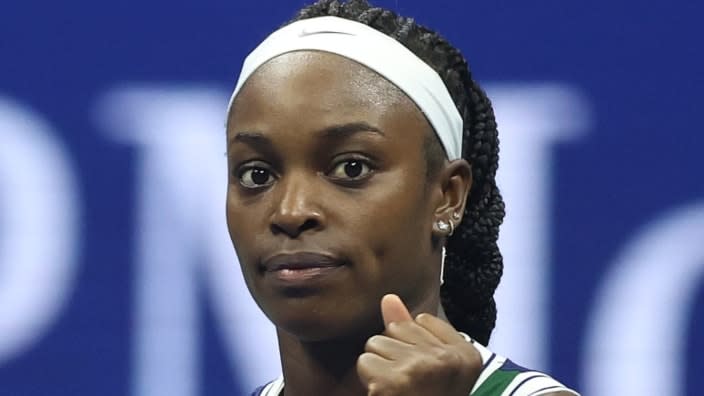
(452, 212), (462, 221)
(436, 220), (451, 233)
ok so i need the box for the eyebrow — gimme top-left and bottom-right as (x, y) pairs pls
(317, 122), (385, 139)
(229, 122), (385, 148)
(226, 132), (271, 155)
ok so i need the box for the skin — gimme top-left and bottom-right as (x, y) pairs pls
(225, 51), (570, 396)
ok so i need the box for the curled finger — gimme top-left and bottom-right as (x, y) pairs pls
(356, 352), (391, 388)
(415, 313), (466, 344)
(364, 334), (413, 360)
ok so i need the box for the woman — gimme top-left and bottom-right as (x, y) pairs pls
(225, 0), (579, 395)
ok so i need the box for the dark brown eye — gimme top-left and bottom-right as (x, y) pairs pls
(330, 159), (372, 180)
(239, 167), (275, 188)
(344, 161), (363, 177)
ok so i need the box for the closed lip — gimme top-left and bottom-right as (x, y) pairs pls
(261, 251), (345, 272)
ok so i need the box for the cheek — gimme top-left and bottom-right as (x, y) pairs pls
(225, 193), (242, 244)
(369, 171), (429, 233)
(348, 172), (433, 270)
(225, 191), (259, 268)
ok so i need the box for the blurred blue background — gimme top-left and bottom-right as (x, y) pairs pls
(1, 1), (703, 395)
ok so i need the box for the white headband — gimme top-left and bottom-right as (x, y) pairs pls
(227, 16), (464, 160)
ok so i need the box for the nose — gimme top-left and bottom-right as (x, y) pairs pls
(269, 173), (324, 238)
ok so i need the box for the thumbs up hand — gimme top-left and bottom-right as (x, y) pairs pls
(356, 294), (482, 396)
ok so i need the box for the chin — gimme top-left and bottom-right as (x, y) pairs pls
(265, 298), (381, 343)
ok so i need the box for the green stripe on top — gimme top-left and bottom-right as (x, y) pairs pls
(471, 369), (521, 396)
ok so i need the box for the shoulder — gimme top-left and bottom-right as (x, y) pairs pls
(539, 393), (579, 396)
(250, 376), (284, 396)
(466, 336), (580, 396)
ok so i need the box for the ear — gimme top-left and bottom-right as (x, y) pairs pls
(432, 159), (472, 235)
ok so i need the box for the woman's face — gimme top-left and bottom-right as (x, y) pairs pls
(226, 51), (447, 341)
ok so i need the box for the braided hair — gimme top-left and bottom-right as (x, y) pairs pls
(286, 0), (505, 345)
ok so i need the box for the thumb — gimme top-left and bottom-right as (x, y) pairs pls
(381, 294), (413, 327)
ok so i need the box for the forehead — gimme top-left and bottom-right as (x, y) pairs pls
(228, 51), (430, 137)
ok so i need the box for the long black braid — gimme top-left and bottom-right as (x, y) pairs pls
(287, 0), (505, 345)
